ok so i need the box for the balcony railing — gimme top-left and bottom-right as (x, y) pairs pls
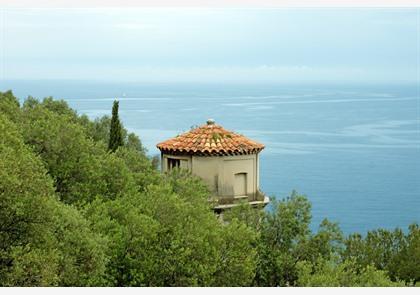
(210, 189), (269, 211)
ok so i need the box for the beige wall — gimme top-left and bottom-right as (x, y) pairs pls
(161, 153), (260, 199)
(190, 156), (221, 195)
(165, 154), (259, 198)
(221, 156), (256, 197)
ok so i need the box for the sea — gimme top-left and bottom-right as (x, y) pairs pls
(2, 80), (419, 235)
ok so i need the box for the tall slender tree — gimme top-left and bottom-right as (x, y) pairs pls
(108, 100), (124, 152)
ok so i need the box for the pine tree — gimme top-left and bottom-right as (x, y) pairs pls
(108, 100), (124, 152)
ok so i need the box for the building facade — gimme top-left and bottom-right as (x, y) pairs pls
(156, 119), (269, 211)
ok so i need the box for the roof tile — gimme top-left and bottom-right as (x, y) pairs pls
(156, 121), (264, 156)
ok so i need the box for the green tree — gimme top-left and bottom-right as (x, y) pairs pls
(297, 219), (344, 268)
(19, 101), (138, 205)
(84, 168), (259, 287)
(213, 218), (258, 286)
(223, 201), (265, 232)
(82, 115), (146, 155)
(343, 224), (420, 284)
(108, 100), (124, 152)
(86, 183), (220, 286)
(0, 113), (60, 286)
(40, 96), (78, 119)
(255, 191), (312, 286)
(0, 114), (107, 286)
(85, 115), (112, 144)
(114, 146), (160, 191)
(0, 90), (21, 123)
(296, 258), (405, 287)
(126, 133), (146, 154)
(392, 224), (420, 284)
(84, 195), (159, 286)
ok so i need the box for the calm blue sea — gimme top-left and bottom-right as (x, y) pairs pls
(2, 80), (419, 234)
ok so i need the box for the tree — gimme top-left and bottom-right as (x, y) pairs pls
(85, 183), (221, 286)
(0, 114), (107, 286)
(343, 223), (420, 284)
(225, 201), (264, 228)
(108, 100), (124, 152)
(297, 219), (344, 267)
(114, 146), (161, 191)
(392, 223), (420, 284)
(40, 96), (78, 119)
(19, 101), (138, 205)
(296, 258), (406, 287)
(255, 191), (312, 286)
(126, 133), (146, 154)
(0, 90), (21, 124)
(0, 113), (59, 286)
(213, 218), (258, 286)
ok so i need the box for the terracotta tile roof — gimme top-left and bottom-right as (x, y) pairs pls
(156, 119), (265, 156)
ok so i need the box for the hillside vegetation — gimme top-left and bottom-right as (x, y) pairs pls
(0, 90), (418, 287)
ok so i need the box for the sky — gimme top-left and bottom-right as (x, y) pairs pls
(0, 8), (419, 84)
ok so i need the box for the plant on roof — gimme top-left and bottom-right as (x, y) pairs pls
(210, 132), (225, 144)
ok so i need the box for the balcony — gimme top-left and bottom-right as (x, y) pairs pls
(211, 189), (270, 212)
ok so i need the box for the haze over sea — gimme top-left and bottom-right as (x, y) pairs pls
(3, 80), (419, 234)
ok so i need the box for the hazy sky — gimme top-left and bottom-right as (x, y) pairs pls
(1, 8), (419, 83)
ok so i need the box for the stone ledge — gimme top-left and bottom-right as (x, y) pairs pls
(213, 195), (270, 211)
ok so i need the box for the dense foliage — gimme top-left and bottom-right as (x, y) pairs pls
(0, 90), (418, 287)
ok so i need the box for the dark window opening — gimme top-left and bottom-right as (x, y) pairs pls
(167, 158), (180, 170)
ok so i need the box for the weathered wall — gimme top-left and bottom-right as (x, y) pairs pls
(221, 156), (255, 197)
(191, 156), (221, 195)
(192, 154), (258, 198)
(161, 152), (260, 199)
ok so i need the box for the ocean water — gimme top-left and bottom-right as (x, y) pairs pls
(2, 80), (419, 234)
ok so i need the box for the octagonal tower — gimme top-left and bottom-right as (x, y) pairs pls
(156, 119), (269, 211)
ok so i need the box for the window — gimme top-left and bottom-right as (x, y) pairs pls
(167, 158), (180, 170)
(167, 157), (190, 171)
